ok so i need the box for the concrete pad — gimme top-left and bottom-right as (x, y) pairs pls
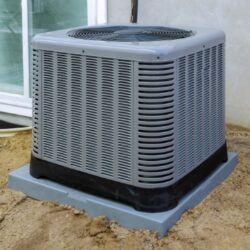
(8, 152), (237, 237)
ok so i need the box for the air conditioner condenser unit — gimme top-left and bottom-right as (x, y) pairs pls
(31, 25), (228, 212)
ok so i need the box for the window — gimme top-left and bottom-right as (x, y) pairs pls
(0, 0), (107, 116)
(0, 1), (23, 95)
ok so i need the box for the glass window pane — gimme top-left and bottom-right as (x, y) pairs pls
(28, 0), (88, 95)
(0, 0), (23, 95)
(29, 0), (87, 35)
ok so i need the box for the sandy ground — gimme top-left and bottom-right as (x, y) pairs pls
(0, 125), (249, 250)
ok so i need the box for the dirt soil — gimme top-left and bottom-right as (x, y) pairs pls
(0, 125), (249, 250)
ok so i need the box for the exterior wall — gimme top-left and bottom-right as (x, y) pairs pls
(108, 0), (250, 128)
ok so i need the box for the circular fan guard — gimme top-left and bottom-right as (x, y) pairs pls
(67, 26), (193, 42)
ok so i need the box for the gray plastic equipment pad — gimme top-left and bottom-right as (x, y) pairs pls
(8, 152), (237, 237)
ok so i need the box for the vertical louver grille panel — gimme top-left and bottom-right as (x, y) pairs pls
(85, 56), (98, 173)
(117, 60), (133, 181)
(177, 44), (225, 178)
(70, 55), (84, 168)
(217, 44), (225, 146)
(32, 49), (40, 157)
(196, 51), (204, 164)
(187, 54), (195, 169)
(203, 49), (211, 157)
(40, 52), (133, 184)
(137, 61), (175, 185)
(42, 51), (55, 160)
(56, 53), (68, 164)
(177, 57), (186, 176)
(101, 58), (115, 177)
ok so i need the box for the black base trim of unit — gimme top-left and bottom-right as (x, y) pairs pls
(30, 142), (228, 212)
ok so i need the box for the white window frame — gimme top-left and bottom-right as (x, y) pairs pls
(0, 0), (107, 117)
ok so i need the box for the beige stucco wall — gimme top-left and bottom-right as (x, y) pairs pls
(108, 0), (250, 128)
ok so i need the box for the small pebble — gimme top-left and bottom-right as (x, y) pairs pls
(73, 209), (81, 215)
(0, 196), (7, 205)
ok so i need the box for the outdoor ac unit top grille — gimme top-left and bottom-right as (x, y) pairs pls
(67, 26), (193, 42)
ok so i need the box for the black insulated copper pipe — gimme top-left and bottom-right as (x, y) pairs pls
(130, 0), (138, 23)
